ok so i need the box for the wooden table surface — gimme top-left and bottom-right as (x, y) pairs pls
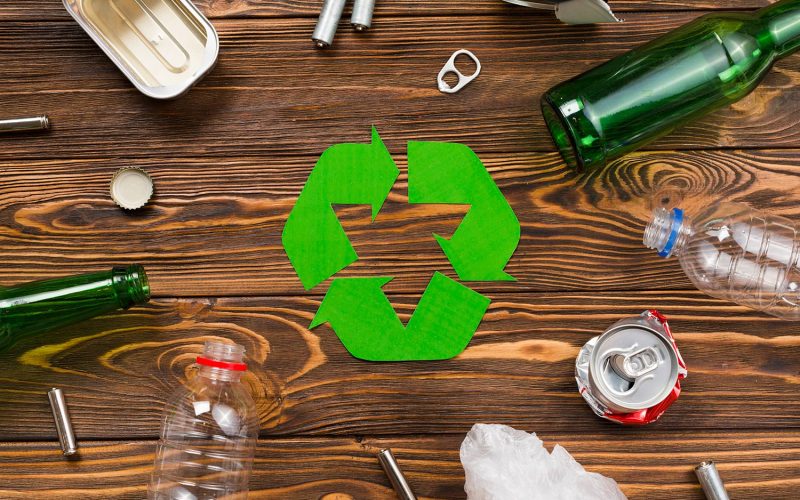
(1, 0), (799, 498)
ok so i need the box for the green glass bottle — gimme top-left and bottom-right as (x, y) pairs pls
(0, 265), (150, 351)
(542, 0), (800, 171)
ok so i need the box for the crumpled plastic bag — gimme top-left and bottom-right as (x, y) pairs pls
(460, 424), (627, 500)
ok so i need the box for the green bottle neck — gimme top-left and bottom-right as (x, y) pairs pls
(0, 265), (150, 309)
(110, 264), (151, 308)
(758, 0), (800, 58)
(0, 265), (150, 351)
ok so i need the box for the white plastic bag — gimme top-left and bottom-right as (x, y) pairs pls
(460, 424), (627, 500)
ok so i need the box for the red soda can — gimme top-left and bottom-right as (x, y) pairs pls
(575, 310), (687, 425)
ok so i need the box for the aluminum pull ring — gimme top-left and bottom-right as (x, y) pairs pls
(438, 49), (481, 94)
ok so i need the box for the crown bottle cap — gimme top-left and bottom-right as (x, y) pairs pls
(110, 167), (154, 210)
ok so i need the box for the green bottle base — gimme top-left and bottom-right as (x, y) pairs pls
(541, 96), (582, 172)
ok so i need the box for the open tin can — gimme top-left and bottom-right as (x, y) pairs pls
(63, 0), (219, 99)
(575, 310), (687, 425)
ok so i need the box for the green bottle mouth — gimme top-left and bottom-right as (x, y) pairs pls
(113, 264), (151, 307)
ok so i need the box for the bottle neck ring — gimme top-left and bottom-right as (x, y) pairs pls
(195, 341), (248, 382)
(196, 356), (247, 372)
(644, 207), (688, 258)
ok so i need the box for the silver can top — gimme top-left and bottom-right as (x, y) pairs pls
(588, 320), (679, 413)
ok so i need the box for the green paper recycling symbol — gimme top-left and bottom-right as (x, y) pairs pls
(282, 128), (520, 362)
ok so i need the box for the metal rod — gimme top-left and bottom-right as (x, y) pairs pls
(48, 388), (78, 456)
(0, 115), (50, 134)
(695, 461), (730, 500)
(378, 449), (417, 500)
(351, 0), (376, 32)
(312, 0), (347, 48)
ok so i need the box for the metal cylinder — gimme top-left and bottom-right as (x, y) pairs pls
(312, 0), (347, 48)
(48, 388), (78, 456)
(695, 461), (730, 500)
(351, 0), (376, 31)
(0, 115), (49, 134)
(378, 449), (417, 500)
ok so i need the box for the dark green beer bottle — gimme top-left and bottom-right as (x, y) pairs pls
(0, 265), (150, 351)
(542, 0), (800, 171)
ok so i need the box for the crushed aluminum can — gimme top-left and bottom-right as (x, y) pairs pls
(575, 310), (687, 425)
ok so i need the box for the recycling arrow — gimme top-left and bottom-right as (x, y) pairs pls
(310, 272), (490, 361)
(282, 127), (399, 290)
(408, 141), (520, 282)
(283, 129), (519, 362)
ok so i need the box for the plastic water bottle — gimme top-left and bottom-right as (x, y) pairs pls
(149, 341), (259, 499)
(644, 201), (800, 320)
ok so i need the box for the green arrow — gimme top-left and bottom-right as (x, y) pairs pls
(310, 272), (490, 361)
(408, 141), (520, 282)
(282, 127), (399, 290)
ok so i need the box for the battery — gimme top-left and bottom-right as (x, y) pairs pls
(575, 310), (687, 425)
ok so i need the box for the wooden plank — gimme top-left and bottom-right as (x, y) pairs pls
(0, 431), (798, 499)
(2, 14), (800, 160)
(3, 149), (800, 296)
(0, 291), (797, 440)
(0, 1), (775, 21)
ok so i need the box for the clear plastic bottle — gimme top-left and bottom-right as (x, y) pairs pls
(644, 201), (800, 320)
(149, 341), (259, 499)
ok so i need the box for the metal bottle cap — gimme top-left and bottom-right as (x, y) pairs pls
(48, 388), (78, 456)
(110, 167), (154, 210)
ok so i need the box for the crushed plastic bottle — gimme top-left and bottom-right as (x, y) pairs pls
(644, 201), (800, 320)
(149, 341), (259, 499)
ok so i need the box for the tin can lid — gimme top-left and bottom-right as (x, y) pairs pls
(588, 324), (679, 412)
(110, 167), (153, 210)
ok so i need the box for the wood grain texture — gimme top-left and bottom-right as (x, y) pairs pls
(1, 431), (798, 499)
(3, 149), (800, 296)
(2, 14), (800, 161)
(0, 291), (797, 440)
(0, 1), (779, 21)
(2, 1), (800, 498)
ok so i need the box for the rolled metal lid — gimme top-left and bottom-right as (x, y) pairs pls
(588, 324), (679, 413)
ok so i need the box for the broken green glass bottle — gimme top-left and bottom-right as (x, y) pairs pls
(0, 265), (150, 351)
(542, 0), (800, 171)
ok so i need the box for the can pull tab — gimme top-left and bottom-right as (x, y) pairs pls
(612, 346), (660, 380)
(438, 49), (481, 94)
